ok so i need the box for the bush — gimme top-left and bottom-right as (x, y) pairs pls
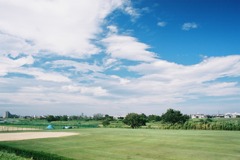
(102, 120), (110, 127)
(0, 150), (30, 160)
(161, 109), (189, 124)
(0, 144), (73, 160)
(123, 113), (147, 128)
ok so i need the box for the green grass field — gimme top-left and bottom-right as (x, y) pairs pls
(1, 128), (240, 160)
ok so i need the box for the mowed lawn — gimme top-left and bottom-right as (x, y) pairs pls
(1, 128), (240, 160)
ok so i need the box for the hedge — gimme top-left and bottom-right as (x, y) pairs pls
(0, 144), (73, 160)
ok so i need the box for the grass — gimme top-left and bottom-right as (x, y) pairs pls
(1, 119), (99, 130)
(0, 150), (31, 160)
(1, 128), (240, 160)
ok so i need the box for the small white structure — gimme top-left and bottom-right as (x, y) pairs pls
(224, 113), (232, 118)
(225, 112), (240, 118)
(191, 114), (206, 119)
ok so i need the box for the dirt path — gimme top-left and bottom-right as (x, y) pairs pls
(0, 132), (78, 141)
(0, 126), (40, 131)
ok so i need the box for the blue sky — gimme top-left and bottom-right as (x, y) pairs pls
(0, 0), (239, 116)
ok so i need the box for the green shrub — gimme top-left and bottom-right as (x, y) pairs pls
(0, 145), (73, 160)
(0, 150), (31, 160)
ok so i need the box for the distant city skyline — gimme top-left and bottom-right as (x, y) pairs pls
(0, 0), (240, 115)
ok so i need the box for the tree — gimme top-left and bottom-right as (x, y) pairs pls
(60, 115), (68, 121)
(104, 114), (114, 121)
(46, 115), (56, 122)
(102, 119), (110, 127)
(139, 113), (148, 124)
(93, 113), (104, 120)
(148, 115), (161, 122)
(161, 109), (189, 124)
(123, 113), (147, 128)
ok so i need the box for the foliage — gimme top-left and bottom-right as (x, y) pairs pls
(0, 119), (99, 131)
(0, 145), (73, 160)
(102, 120), (110, 127)
(0, 151), (31, 160)
(46, 115), (56, 122)
(148, 114), (161, 122)
(2, 109), (240, 131)
(161, 108), (190, 124)
(104, 114), (114, 121)
(46, 115), (69, 122)
(123, 113), (147, 128)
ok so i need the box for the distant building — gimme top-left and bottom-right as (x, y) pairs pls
(3, 111), (12, 118)
(232, 112), (240, 118)
(225, 112), (240, 118)
(191, 114), (206, 119)
(214, 114), (224, 118)
(224, 113), (232, 118)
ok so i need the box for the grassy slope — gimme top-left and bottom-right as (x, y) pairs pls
(0, 151), (31, 160)
(1, 128), (240, 160)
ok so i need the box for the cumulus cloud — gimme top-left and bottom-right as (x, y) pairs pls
(192, 82), (240, 96)
(124, 6), (140, 18)
(122, 0), (140, 19)
(0, 0), (129, 57)
(62, 85), (108, 96)
(0, 1), (239, 115)
(182, 22), (198, 30)
(129, 55), (240, 82)
(107, 25), (118, 34)
(51, 60), (103, 73)
(1, 55), (240, 115)
(0, 55), (34, 76)
(29, 69), (71, 83)
(0, 55), (70, 82)
(102, 35), (157, 62)
(127, 55), (240, 98)
(0, 33), (37, 57)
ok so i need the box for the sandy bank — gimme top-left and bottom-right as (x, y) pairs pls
(0, 132), (78, 141)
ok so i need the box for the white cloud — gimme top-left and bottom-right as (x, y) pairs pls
(182, 22), (198, 31)
(122, 0), (140, 19)
(1, 55), (240, 115)
(157, 21), (167, 27)
(110, 75), (130, 85)
(15, 67), (71, 83)
(107, 25), (118, 34)
(0, 55), (70, 82)
(0, 0), (128, 57)
(103, 58), (118, 67)
(0, 33), (37, 57)
(102, 35), (157, 62)
(129, 55), (240, 83)
(30, 70), (71, 83)
(123, 55), (240, 103)
(62, 85), (108, 96)
(124, 6), (140, 18)
(0, 55), (34, 76)
(51, 60), (103, 73)
(192, 82), (240, 96)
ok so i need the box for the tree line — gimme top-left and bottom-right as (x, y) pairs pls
(123, 109), (190, 128)
(25, 108), (240, 131)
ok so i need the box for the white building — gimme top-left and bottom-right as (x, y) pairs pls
(191, 114), (206, 119)
(225, 112), (240, 118)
